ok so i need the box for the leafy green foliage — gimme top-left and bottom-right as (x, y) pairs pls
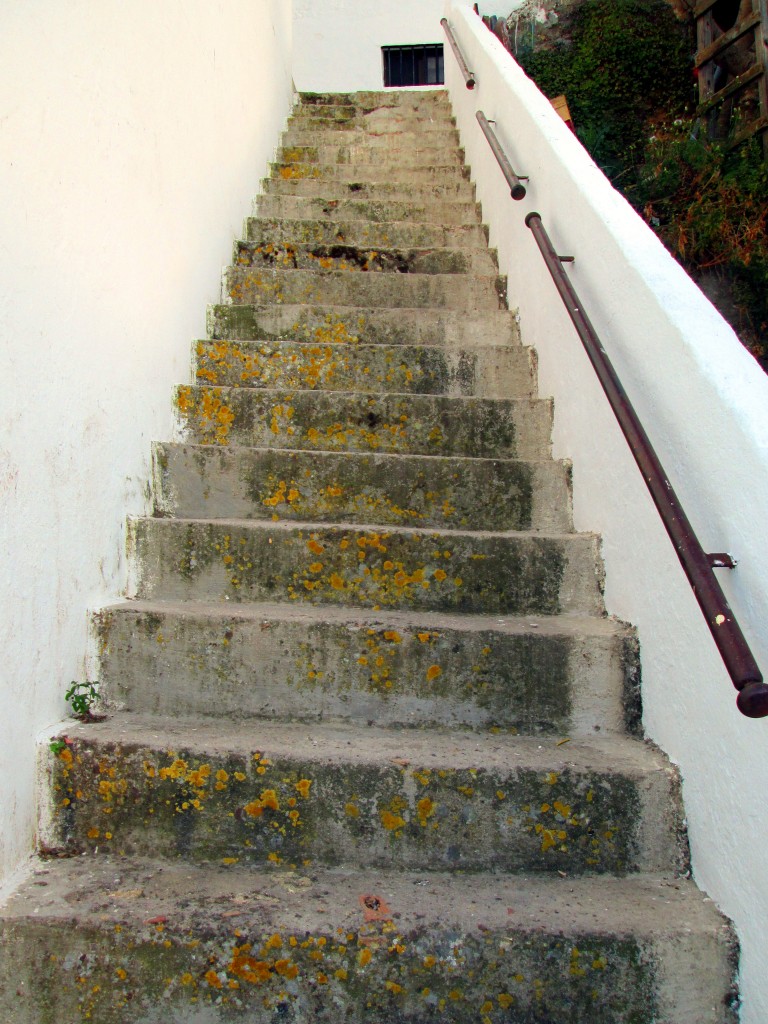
(518, 0), (766, 365)
(632, 124), (768, 361)
(65, 680), (100, 720)
(519, 0), (693, 174)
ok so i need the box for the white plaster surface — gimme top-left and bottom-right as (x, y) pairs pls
(0, 0), (293, 886)
(444, 2), (768, 1019)
(293, 0), (472, 92)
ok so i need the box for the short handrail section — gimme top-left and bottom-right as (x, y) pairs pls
(441, 18), (476, 89)
(525, 211), (768, 719)
(476, 111), (527, 200)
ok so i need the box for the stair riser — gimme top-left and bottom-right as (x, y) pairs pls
(293, 100), (450, 115)
(223, 268), (504, 312)
(271, 162), (471, 184)
(300, 90), (451, 109)
(254, 195), (479, 226)
(174, 386), (551, 460)
(192, 340), (530, 398)
(288, 115), (456, 132)
(95, 607), (632, 735)
(277, 145), (464, 167)
(8, 899), (733, 1024)
(281, 128), (460, 149)
(235, 241), (498, 277)
(129, 520), (603, 616)
(153, 444), (570, 531)
(207, 305), (519, 349)
(45, 737), (681, 874)
(263, 177), (475, 203)
(244, 217), (489, 250)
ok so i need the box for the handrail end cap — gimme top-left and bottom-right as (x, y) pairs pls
(525, 211), (542, 227)
(736, 680), (768, 718)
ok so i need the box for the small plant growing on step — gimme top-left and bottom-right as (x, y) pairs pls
(65, 680), (102, 721)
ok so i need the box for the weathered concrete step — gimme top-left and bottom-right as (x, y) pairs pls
(4, 858), (734, 1023)
(174, 386), (551, 459)
(191, 340), (530, 398)
(254, 194), (480, 226)
(300, 89), (451, 109)
(281, 127), (460, 149)
(288, 112), (456, 132)
(44, 714), (684, 875)
(2, 857), (736, 1024)
(271, 160), (471, 184)
(292, 97), (452, 117)
(207, 304), (519, 349)
(235, 239), (498, 277)
(262, 176), (475, 203)
(278, 144), (464, 167)
(153, 444), (569, 530)
(95, 601), (636, 736)
(223, 267), (504, 312)
(244, 216), (489, 250)
(128, 519), (602, 615)
(294, 99), (451, 117)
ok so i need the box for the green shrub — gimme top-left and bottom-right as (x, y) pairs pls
(519, 0), (693, 175)
(518, 0), (766, 365)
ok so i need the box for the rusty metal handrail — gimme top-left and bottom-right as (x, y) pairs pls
(525, 211), (768, 719)
(441, 18), (476, 89)
(476, 111), (527, 199)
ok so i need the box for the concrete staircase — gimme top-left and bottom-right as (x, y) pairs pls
(0, 90), (738, 1023)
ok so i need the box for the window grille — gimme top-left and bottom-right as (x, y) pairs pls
(382, 44), (444, 88)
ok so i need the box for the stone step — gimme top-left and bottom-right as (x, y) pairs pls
(244, 216), (489, 250)
(152, 444), (570, 530)
(223, 267), (503, 311)
(95, 601), (636, 736)
(253, 194), (480, 226)
(207, 304), (519, 349)
(288, 111), (456, 132)
(262, 176), (476, 203)
(43, 715), (684, 875)
(299, 89), (451, 109)
(235, 239), (498, 277)
(277, 144), (464, 167)
(173, 386), (551, 459)
(271, 160), (471, 184)
(128, 518), (603, 615)
(281, 127), (460, 149)
(191, 340), (530, 398)
(3, 858), (735, 1024)
(293, 99), (450, 117)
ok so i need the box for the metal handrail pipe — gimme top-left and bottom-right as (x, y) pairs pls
(476, 111), (527, 200)
(441, 18), (476, 89)
(525, 211), (768, 719)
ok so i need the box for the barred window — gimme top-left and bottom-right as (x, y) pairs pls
(382, 45), (444, 88)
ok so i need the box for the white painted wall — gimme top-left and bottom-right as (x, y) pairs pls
(444, 2), (768, 1020)
(0, 0), (293, 890)
(292, 0), (467, 92)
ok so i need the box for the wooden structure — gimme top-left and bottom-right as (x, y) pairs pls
(695, 0), (768, 156)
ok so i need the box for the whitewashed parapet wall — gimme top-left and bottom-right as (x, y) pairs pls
(443, 2), (768, 1020)
(0, 0), (293, 891)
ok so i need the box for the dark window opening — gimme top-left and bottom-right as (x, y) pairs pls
(382, 45), (444, 88)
